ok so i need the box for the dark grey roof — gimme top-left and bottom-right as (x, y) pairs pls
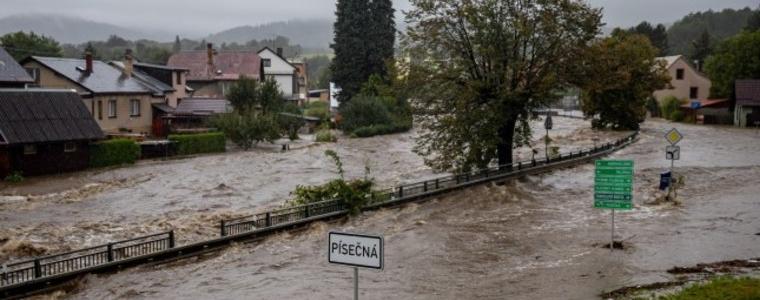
(0, 89), (104, 144)
(110, 61), (174, 95)
(175, 98), (231, 115)
(0, 47), (34, 84)
(26, 56), (158, 95)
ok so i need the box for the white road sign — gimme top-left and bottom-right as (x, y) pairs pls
(328, 232), (383, 269)
(666, 146), (680, 161)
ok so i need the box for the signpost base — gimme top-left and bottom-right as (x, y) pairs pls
(354, 267), (359, 300)
(611, 209), (615, 253)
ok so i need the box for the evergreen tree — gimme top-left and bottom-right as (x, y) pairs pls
(367, 0), (396, 81)
(627, 22), (668, 55)
(690, 30), (712, 71)
(331, 0), (370, 104)
(746, 9), (760, 31)
(173, 35), (182, 53)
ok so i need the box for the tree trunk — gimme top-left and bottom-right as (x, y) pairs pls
(497, 118), (517, 168)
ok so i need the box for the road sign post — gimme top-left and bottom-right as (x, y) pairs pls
(544, 114), (553, 161)
(664, 128), (683, 200)
(595, 160), (634, 251)
(329, 232), (384, 300)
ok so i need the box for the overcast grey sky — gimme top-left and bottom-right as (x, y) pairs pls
(2, 0), (757, 35)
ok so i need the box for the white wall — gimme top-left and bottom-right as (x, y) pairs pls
(259, 48), (296, 97)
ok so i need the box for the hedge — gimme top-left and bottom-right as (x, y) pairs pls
(168, 132), (226, 155)
(90, 139), (141, 168)
(352, 122), (412, 138)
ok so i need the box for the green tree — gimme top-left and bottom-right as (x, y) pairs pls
(173, 35), (182, 53)
(0, 31), (63, 61)
(331, 0), (370, 103)
(367, 0), (396, 80)
(626, 22), (669, 55)
(667, 7), (755, 56)
(745, 8), (760, 31)
(225, 76), (283, 114)
(690, 29), (712, 71)
(404, 0), (601, 171)
(574, 32), (670, 130)
(704, 31), (760, 98)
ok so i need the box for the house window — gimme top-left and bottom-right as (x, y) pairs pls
(130, 99), (141, 117)
(690, 87), (699, 99)
(97, 100), (103, 120)
(64, 142), (77, 153)
(263, 59), (271, 67)
(108, 99), (117, 118)
(25, 68), (40, 83)
(23, 145), (37, 155)
(676, 69), (684, 80)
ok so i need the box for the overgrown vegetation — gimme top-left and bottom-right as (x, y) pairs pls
(286, 150), (380, 215)
(704, 30), (760, 98)
(3, 171), (24, 183)
(89, 139), (140, 168)
(303, 101), (330, 122)
(661, 96), (685, 122)
(280, 103), (305, 141)
(339, 74), (412, 138)
(168, 132), (226, 155)
(658, 276), (760, 300)
(315, 129), (337, 143)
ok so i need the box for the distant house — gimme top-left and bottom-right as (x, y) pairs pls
(734, 80), (760, 127)
(679, 98), (732, 125)
(0, 89), (104, 177)
(22, 50), (180, 137)
(0, 47), (34, 88)
(164, 97), (233, 133)
(258, 47), (297, 101)
(308, 89), (330, 103)
(653, 55), (711, 103)
(167, 43), (263, 98)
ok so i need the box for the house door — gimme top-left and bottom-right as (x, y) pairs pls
(152, 116), (167, 137)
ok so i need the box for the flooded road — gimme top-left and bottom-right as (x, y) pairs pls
(0, 117), (617, 262)
(49, 119), (760, 299)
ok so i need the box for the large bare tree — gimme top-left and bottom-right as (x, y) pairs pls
(403, 0), (601, 171)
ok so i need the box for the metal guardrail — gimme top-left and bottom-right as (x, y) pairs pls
(0, 232), (173, 288)
(0, 129), (638, 298)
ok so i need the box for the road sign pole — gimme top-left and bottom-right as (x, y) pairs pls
(354, 267), (359, 300)
(611, 209), (615, 253)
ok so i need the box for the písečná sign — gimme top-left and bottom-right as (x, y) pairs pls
(328, 232), (383, 269)
(594, 160), (634, 210)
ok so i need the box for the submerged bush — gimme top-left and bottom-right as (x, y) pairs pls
(168, 132), (226, 155)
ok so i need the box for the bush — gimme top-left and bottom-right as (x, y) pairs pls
(90, 139), (140, 168)
(339, 95), (394, 132)
(4, 171), (23, 183)
(304, 101), (330, 122)
(352, 122), (412, 138)
(169, 132), (226, 155)
(210, 112), (281, 150)
(660, 276), (760, 300)
(315, 129), (337, 142)
(646, 96), (660, 117)
(661, 96), (683, 121)
(279, 103), (305, 141)
(670, 110), (686, 122)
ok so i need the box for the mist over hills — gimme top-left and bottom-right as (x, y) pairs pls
(0, 14), (174, 44)
(206, 19), (333, 50)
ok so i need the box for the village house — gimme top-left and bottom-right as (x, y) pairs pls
(653, 55), (712, 103)
(258, 47), (298, 102)
(734, 79), (760, 128)
(0, 47), (34, 88)
(167, 43), (263, 98)
(21, 51), (179, 137)
(0, 89), (104, 178)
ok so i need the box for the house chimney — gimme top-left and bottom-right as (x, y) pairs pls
(276, 47), (283, 57)
(207, 43), (214, 72)
(85, 51), (93, 73)
(124, 49), (134, 77)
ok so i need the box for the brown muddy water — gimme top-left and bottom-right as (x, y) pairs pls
(25, 119), (759, 299)
(0, 117), (616, 263)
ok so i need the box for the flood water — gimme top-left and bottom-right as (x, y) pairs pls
(23, 118), (756, 299)
(0, 117), (618, 263)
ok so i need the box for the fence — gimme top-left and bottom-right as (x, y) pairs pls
(0, 129), (638, 297)
(218, 131), (639, 237)
(0, 231), (173, 288)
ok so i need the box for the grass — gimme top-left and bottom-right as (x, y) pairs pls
(657, 277), (760, 300)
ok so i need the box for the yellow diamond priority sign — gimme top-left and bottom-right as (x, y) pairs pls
(665, 128), (683, 145)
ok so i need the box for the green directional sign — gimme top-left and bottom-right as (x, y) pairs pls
(594, 160), (633, 210)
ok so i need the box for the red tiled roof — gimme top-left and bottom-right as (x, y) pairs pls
(736, 80), (760, 106)
(167, 51), (261, 82)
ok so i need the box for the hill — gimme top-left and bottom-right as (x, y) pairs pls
(206, 19), (333, 50)
(0, 14), (172, 44)
(667, 7), (757, 55)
